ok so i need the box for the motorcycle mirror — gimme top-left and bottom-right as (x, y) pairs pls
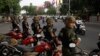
(69, 43), (76, 48)
(92, 55), (98, 56)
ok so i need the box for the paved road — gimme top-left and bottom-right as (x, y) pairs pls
(80, 22), (100, 52)
(0, 18), (100, 54)
(0, 23), (12, 34)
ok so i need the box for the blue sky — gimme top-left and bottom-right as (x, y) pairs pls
(20, 0), (53, 7)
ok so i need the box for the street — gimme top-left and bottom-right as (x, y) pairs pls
(0, 17), (100, 54)
(0, 0), (100, 56)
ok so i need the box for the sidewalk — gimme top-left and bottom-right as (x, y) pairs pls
(89, 16), (100, 24)
(0, 23), (11, 34)
(85, 16), (100, 29)
(85, 16), (100, 25)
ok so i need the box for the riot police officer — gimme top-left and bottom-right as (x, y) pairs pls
(31, 16), (42, 35)
(58, 16), (80, 56)
(43, 18), (57, 56)
(22, 16), (29, 39)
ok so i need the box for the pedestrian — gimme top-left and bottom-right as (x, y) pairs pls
(31, 16), (42, 46)
(22, 16), (29, 39)
(42, 16), (45, 23)
(43, 18), (57, 56)
(58, 16), (80, 56)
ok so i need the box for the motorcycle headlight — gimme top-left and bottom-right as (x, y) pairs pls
(36, 34), (42, 38)
(92, 55), (98, 56)
(80, 25), (85, 29)
(69, 43), (76, 48)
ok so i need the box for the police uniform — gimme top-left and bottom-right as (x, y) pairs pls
(58, 27), (78, 56)
(22, 20), (29, 39)
(31, 23), (41, 34)
(43, 25), (56, 56)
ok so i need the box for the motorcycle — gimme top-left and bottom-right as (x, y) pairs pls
(33, 34), (61, 56)
(75, 19), (86, 35)
(69, 43), (88, 56)
(53, 45), (62, 56)
(22, 35), (36, 46)
(6, 29), (23, 40)
(33, 34), (52, 56)
(0, 44), (23, 56)
(68, 37), (88, 56)
(33, 33), (61, 56)
(89, 49), (100, 56)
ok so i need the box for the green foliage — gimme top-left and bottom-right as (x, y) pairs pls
(0, 0), (21, 15)
(22, 3), (37, 15)
(60, 0), (100, 15)
(71, 0), (83, 11)
(91, 0), (100, 13)
(60, 4), (68, 15)
(22, 2), (56, 15)
(47, 7), (56, 15)
(28, 3), (36, 15)
(44, 1), (53, 8)
(36, 8), (44, 15)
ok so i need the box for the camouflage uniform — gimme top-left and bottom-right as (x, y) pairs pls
(58, 27), (78, 56)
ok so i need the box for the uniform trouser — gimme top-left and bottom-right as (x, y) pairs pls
(62, 47), (76, 56)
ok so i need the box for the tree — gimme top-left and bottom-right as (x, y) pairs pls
(0, 0), (21, 15)
(44, 1), (56, 15)
(70, 0), (84, 15)
(36, 7), (45, 15)
(60, 4), (68, 15)
(90, 0), (100, 13)
(44, 1), (53, 8)
(28, 3), (36, 15)
(22, 3), (37, 15)
(70, 0), (100, 14)
(71, 0), (82, 11)
(47, 7), (56, 15)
